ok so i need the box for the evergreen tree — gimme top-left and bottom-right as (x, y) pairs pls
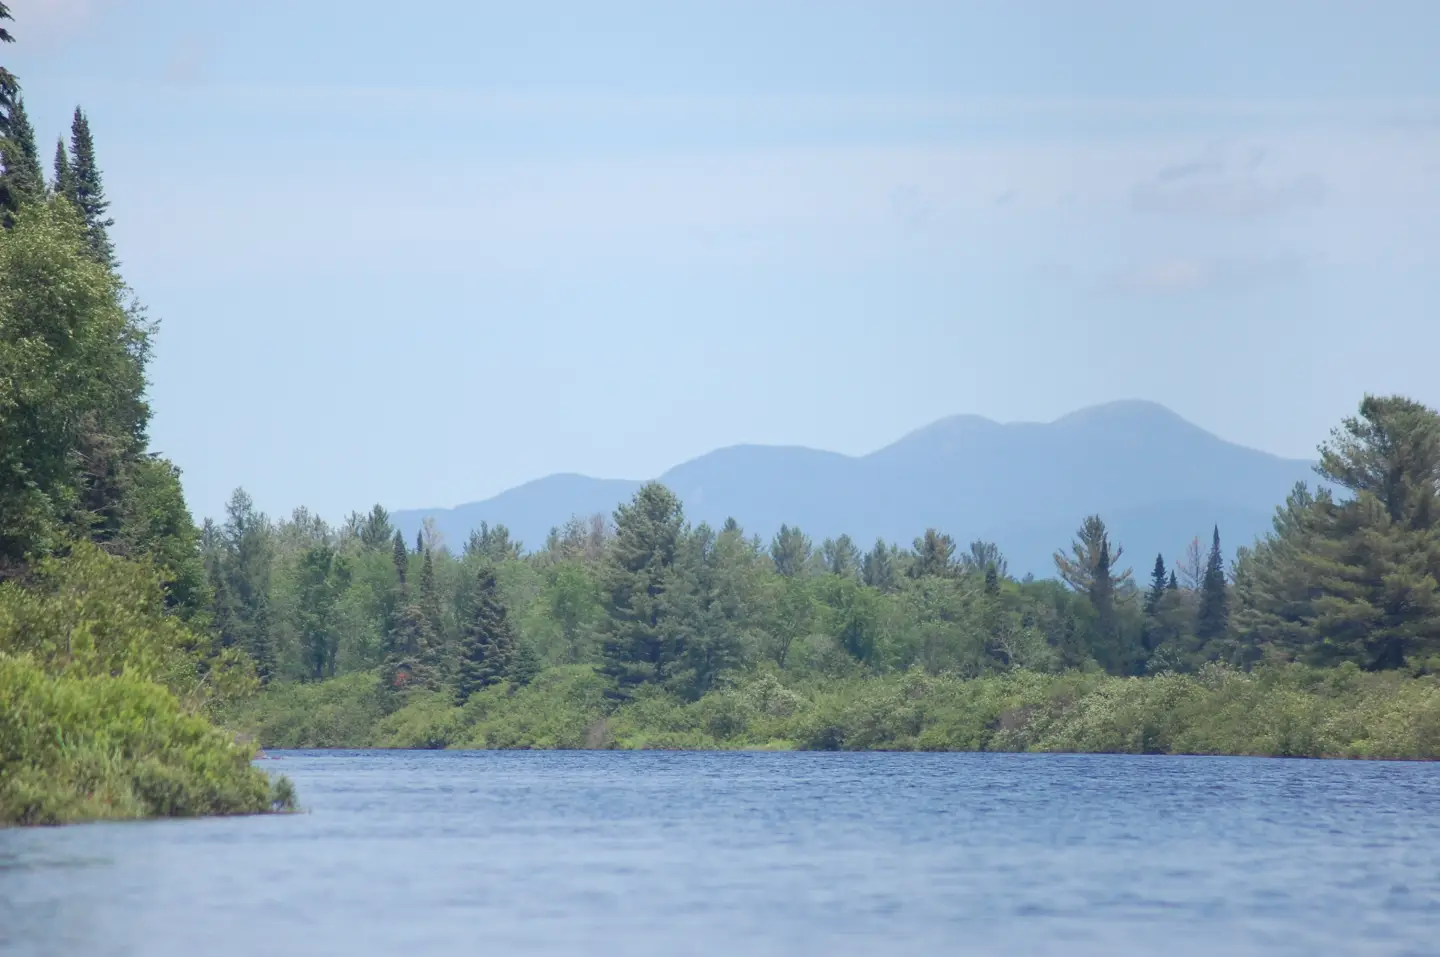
(415, 529), (424, 554)
(910, 528), (958, 579)
(359, 504), (394, 550)
(1196, 526), (1229, 643)
(392, 530), (408, 592)
(382, 601), (435, 692)
(961, 540), (1009, 580)
(820, 534), (861, 578)
(419, 547), (443, 644)
(984, 563), (1000, 597)
(0, 4), (15, 129)
(1168, 571), (1179, 591)
(1054, 515), (1133, 592)
(67, 109), (114, 265)
(663, 523), (752, 697)
(454, 565), (516, 704)
(1234, 396), (1440, 670)
(1088, 539), (1124, 671)
(769, 524), (812, 578)
(600, 482), (684, 698)
(862, 539), (898, 592)
(1144, 553), (1168, 617)
(0, 95), (43, 223)
(216, 489), (275, 681)
(53, 138), (74, 202)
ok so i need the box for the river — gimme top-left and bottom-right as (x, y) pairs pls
(2, 751), (1439, 956)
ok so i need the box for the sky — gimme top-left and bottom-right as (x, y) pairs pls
(11, 0), (1440, 521)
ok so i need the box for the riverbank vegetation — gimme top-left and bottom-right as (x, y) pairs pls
(219, 389), (1440, 759)
(0, 8), (289, 825)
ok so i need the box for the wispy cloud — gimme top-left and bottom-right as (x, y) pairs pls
(1131, 143), (1326, 220)
(1103, 256), (1306, 297)
(1132, 175), (1326, 219)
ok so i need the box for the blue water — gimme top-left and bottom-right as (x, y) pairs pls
(3, 751), (1440, 956)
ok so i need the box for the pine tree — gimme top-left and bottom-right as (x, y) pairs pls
(415, 529), (424, 554)
(1144, 553), (1168, 617)
(1196, 526), (1229, 643)
(769, 524), (812, 578)
(1054, 515), (1133, 592)
(455, 565), (516, 704)
(984, 563), (1000, 597)
(1167, 571), (1179, 591)
(67, 109), (115, 265)
(359, 504), (393, 550)
(1, 95), (43, 223)
(600, 482), (684, 698)
(910, 528), (958, 579)
(53, 138), (75, 203)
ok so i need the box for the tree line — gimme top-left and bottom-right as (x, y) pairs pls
(192, 390), (1440, 712)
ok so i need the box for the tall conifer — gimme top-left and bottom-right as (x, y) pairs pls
(52, 138), (75, 202)
(1196, 526), (1229, 642)
(455, 565), (516, 704)
(1144, 554), (1168, 617)
(392, 530), (408, 592)
(67, 109), (114, 264)
(0, 95), (42, 222)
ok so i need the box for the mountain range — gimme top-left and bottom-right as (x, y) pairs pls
(392, 400), (1319, 579)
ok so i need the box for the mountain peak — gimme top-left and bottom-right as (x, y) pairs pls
(394, 400), (1314, 576)
(1050, 399), (1193, 429)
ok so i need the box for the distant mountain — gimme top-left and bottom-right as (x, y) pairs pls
(393, 401), (1317, 578)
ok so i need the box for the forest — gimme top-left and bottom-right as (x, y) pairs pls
(5, 6), (1440, 828)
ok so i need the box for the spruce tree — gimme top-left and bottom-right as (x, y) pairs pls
(1168, 571), (1179, 591)
(415, 529), (424, 554)
(1196, 526), (1229, 642)
(392, 529), (408, 591)
(1144, 554), (1168, 617)
(0, 4), (15, 129)
(455, 565), (516, 704)
(67, 109), (114, 265)
(0, 95), (43, 223)
(53, 138), (75, 203)
(419, 547), (443, 644)
(600, 482), (684, 698)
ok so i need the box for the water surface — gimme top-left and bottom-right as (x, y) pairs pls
(3, 751), (1439, 956)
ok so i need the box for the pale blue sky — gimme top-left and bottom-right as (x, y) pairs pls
(13, 1), (1440, 520)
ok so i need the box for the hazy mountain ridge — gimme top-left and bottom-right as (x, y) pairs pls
(393, 400), (1317, 577)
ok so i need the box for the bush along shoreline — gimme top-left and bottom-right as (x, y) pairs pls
(231, 662), (1440, 760)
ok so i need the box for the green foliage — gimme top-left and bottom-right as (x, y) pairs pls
(455, 565), (517, 704)
(66, 108), (114, 266)
(0, 654), (275, 825)
(0, 200), (144, 570)
(600, 482), (684, 697)
(0, 95), (43, 223)
(0, 541), (254, 709)
(226, 661), (1440, 761)
(1196, 526), (1229, 644)
(1236, 396), (1440, 671)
